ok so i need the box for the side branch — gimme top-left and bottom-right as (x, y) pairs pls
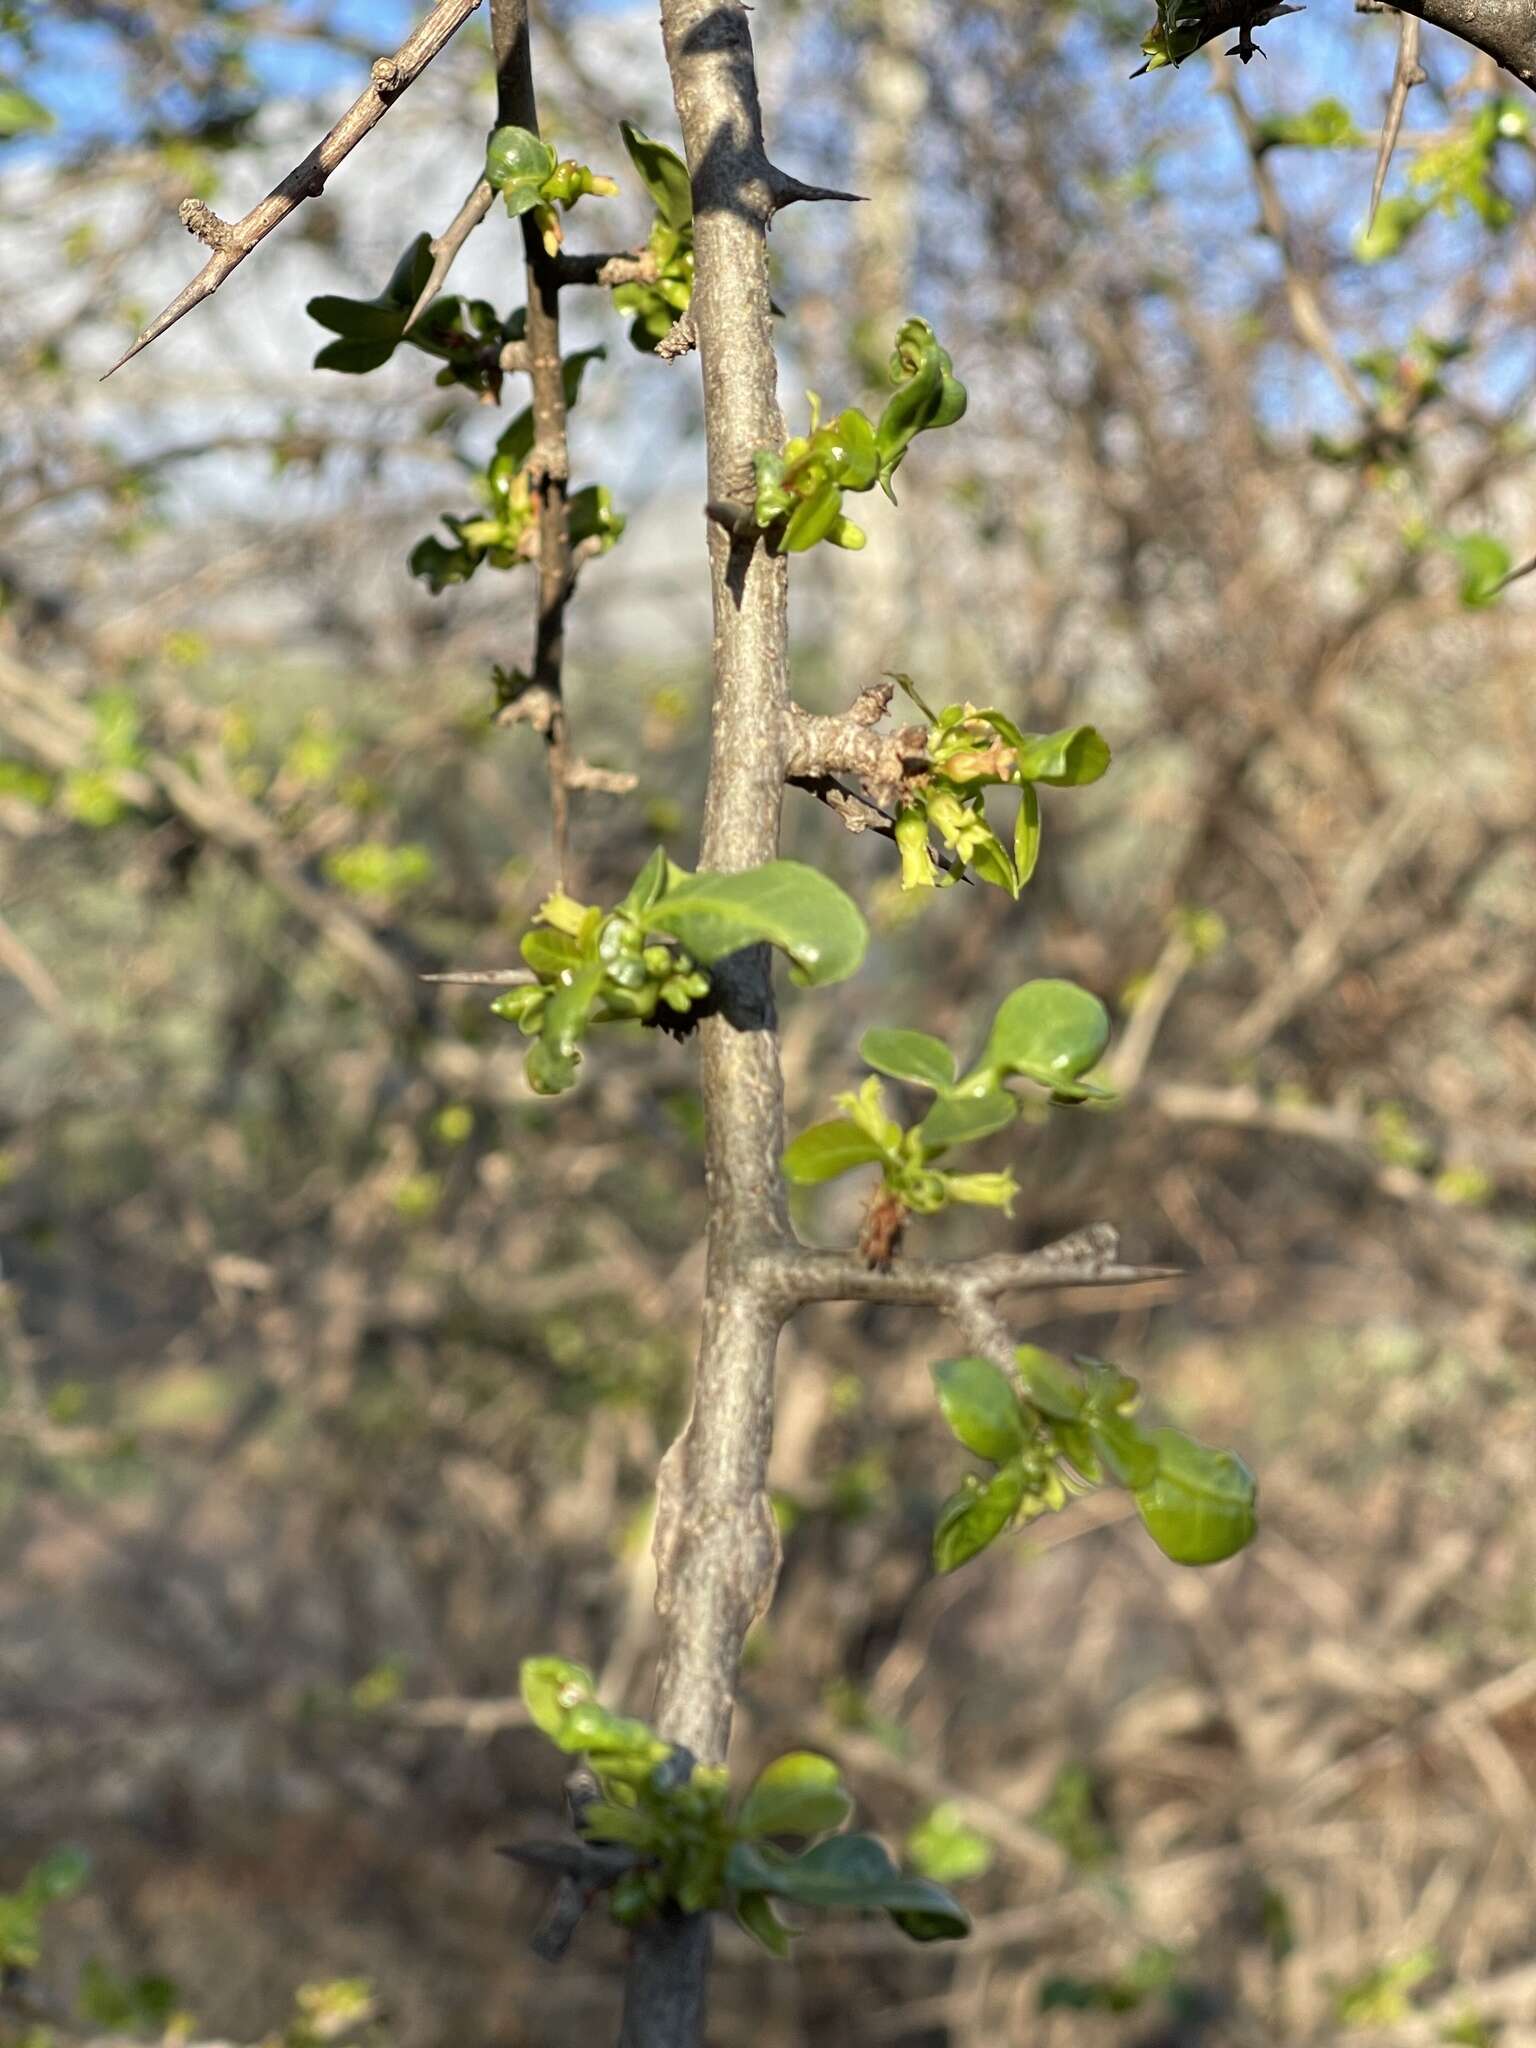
(756, 1226), (1180, 1313)
(104, 0), (483, 377)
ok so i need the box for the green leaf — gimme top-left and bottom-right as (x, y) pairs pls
(917, 1087), (1018, 1154)
(313, 335), (400, 375)
(933, 1461), (1027, 1572)
(933, 1358), (1028, 1464)
(782, 1119), (889, 1185)
(620, 120), (693, 231)
(0, 79), (54, 137)
(906, 1804), (994, 1885)
(24, 1846), (91, 1906)
(526, 959), (603, 1095)
(1014, 782), (1041, 886)
(1011, 725), (1112, 787)
(520, 928), (585, 978)
(520, 1656), (595, 1740)
(781, 481), (845, 552)
(1088, 1410), (1159, 1490)
(737, 1753), (854, 1840)
(307, 234), (433, 359)
(1133, 1428), (1257, 1565)
(486, 123), (557, 197)
(1016, 1346), (1087, 1422)
(735, 1891), (792, 1956)
(980, 979), (1110, 1090)
(1449, 532), (1510, 607)
(618, 846), (672, 919)
(725, 1836), (969, 1941)
(833, 408), (880, 491)
(860, 1029), (956, 1092)
(647, 861), (868, 988)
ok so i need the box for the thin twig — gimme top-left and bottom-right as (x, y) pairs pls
(1368, 12), (1426, 233)
(405, 174), (498, 330)
(104, 0), (484, 378)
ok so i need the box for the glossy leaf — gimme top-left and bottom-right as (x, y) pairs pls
(725, 1835), (968, 1940)
(1015, 1345), (1086, 1422)
(782, 1119), (888, 1185)
(917, 1086), (1018, 1154)
(486, 124), (557, 199)
(1012, 725), (1112, 787)
(737, 1753), (853, 1841)
(307, 234), (432, 339)
(1015, 781), (1042, 886)
(620, 120), (693, 230)
(860, 1028), (957, 1092)
(647, 861), (868, 987)
(933, 1357), (1028, 1463)
(933, 1461), (1027, 1572)
(781, 482), (845, 553)
(520, 1656), (595, 1740)
(520, 928), (585, 978)
(981, 979), (1110, 1089)
(1088, 1410), (1159, 1490)
(1134, 1428), (1257, 1565)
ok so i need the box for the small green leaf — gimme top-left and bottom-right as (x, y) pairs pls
(917, 1087), (1018, 1154)
(860, 1028), (957, 1092)
(620, 119), (693, 230)
(735, 1891), (792, 1956)
(1016, 1346), (1086, 1422)
(1088, 1410), (1159, 1490)
(725, 1835), (969, 1941)
(737, 1753), (854, 1840)
(782, 1119), (889, 1185)
(1134, 1428), (1257, 1565)
(781, 481), (846, 552)
(1014, 782), (1041, 886)
(1450, 532), (1510, 607)
(1012, 725), (1112, 787)
(24, 1846), (91, 1905)
(520, 1656), (595, 1739)
(833, 408), (880, 491)
(933, 1461), (1027, 1572)
(0, 80), (54, 137)
(486, 123), (558, 197)
(906, 1804), (994, 1884)
(647, 861), (868, 987)
(980, 979), (1110, 1090)
(933, 1358), (1028, 1463)
(520, 928), (585, 978)
(313, 335), (400, 374)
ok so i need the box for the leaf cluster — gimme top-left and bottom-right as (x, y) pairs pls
(493, 848), (869, 1094)
(750, 319), (967, 553)
(409, 349), (622, 592)
(484, 123), (617, 256)
(784, 979), (1114, 1218)
(611, 122), (695, 353)
(519, 1658), (968, 1949)
(931, 1348), (1257, 1572)
(891, 676), (1110, 896)
(307, 234), (516, 393)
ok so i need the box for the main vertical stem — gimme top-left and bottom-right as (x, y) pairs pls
(492, 0), (574, 884)
(620, 1), (792, 2040)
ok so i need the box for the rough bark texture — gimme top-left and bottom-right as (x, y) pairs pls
(1394, 0), (1536, 88)
(620, 1), (791, 2039)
